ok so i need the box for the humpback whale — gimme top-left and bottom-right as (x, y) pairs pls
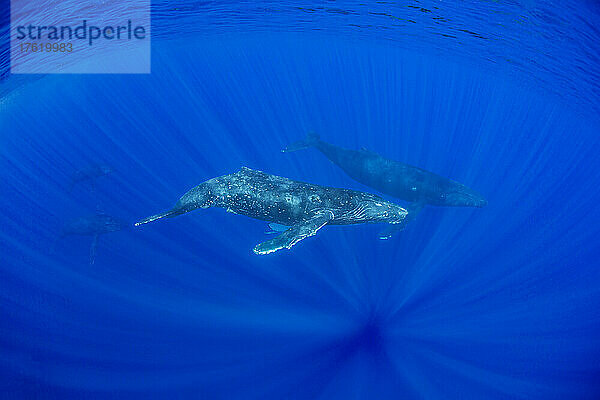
(135, 167), (407, 255)
(61, 213), (128, 264)
(70, 164), (112, 191)
(283, 133), (486, 237)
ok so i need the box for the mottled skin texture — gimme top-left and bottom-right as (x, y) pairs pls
(285, 134), (487, 208)
(135, 167), (407, 254)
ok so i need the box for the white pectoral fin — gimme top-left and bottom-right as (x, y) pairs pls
(254, 211), (333, 255)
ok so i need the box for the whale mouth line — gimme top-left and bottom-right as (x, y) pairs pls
(445, 190), (487, 207)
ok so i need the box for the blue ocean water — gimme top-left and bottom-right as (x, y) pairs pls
(1, 1), (600, 399)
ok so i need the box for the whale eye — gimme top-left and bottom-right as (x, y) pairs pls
(309, 194), (321, 203)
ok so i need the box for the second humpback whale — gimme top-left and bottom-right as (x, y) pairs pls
(69, 164), (113, 192)
(60, 213), (128, 264)
(283, 133), (487, 237)
(135, 167), (407, 255)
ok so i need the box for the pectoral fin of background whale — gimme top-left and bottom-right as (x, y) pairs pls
(90, 234), (99, 265)
(378, 201), (425, 239)
(254, 211), (334, 255)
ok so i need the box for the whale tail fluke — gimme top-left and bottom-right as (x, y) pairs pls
(282, 131), (320, 153)
(134, 209), (180, 227)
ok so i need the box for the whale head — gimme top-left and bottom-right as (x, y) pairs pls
(442, 187), (487, 208)
(362, 198), (408, 224)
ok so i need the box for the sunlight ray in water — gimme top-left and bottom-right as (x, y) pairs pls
(1, 2), (600, 399)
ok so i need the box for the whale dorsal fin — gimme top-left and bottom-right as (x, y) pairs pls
(360, 147), (378, 156)
(237, 166), (259, 175)
(254, 211), (333, 254)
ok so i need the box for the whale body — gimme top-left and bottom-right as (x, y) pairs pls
(70, 164), (112, 191)
(135, 167), (407, 254)
(61, 213), (128, 264)
(283, 133), (486, 236)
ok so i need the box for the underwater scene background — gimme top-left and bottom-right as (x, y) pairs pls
(1, 1), (600, 399)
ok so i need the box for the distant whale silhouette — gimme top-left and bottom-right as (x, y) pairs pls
(283, 133), (486, 237)
(61, 213), (128, 264)
(69, 164), (112, 192)
(135, 167), (407, 255)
